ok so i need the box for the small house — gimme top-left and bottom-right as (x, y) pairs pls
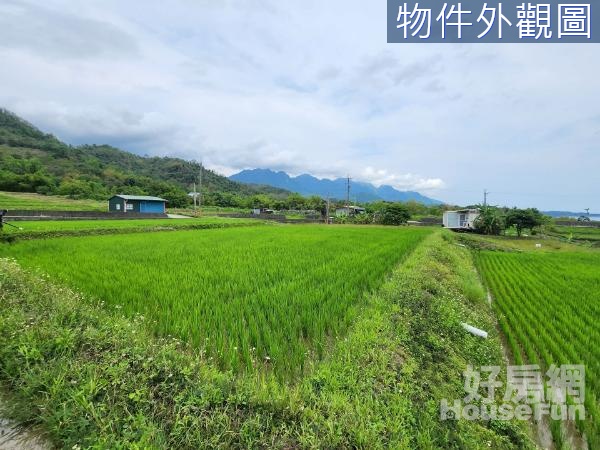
(252, 208), (274, 215)
(336, 206), (366, 217)
(108, 195), (167, 214)
(443, 209), (480, 230)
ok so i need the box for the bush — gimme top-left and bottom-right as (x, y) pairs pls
(378, 203), (410, 225)
(505, 208), (546, 237)
(474, 206), (505, 235)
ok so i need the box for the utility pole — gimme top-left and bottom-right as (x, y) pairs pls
(346, 175), (351, 209)
(483, 189), (489, 207)
(193, 182), (197, 210)
(325, 194), (330, 224)
(198, 162), (203, 216)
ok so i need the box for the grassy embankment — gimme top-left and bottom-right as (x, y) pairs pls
(546, 224), (600, 245)
(0, 191), (106, 211)
(0, 229), (533, 448)
(1, 218), (249, 232)
(457, 231), (592, 253)
(0, 217), (263, 242)
(0, 191), (251, 217)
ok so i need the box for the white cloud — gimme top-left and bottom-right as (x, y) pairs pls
(0, 0), (139, 59)
(0, 0), (598, 209)
(362, 167), (445, 191)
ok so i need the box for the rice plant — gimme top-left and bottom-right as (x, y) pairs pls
(0, 225), (431, 376)
(476, 250), (600, 448)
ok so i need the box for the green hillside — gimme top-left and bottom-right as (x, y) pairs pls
(0, 191), (105, 211)
(0, 108), (289, 207)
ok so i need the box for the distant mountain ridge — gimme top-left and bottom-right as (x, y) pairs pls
(230, 168), (443, 205)
(543, 210), (600, 219)
(0, 108), (291, 206)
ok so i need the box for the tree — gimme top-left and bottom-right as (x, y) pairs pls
(505, 208), (546, 237)
(365, 201), (387, 214)
(246, 194), (272, 209)
(473, 205), (505, 235)
(57, 179), (96, 199)
(271, 199), (288, 211)
(285, 193), (306, 210)
(353, 212), (375, 224)
(305, 195), (324, 212)
(404, 200), (428, 217)
(379, 203), (410, 225)
(160, 189), (191, 208)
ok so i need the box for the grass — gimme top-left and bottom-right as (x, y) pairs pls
(549, 225), (600, 243)
(170, 206), (249, 216)
(475, 249), (600, 448)
(458, 232), (588, 253)
(0, 217), (263, 242)
(1, 217), (256, 233)
(284, 213), (306, 220)
(0, 191), (106, 211)
(0, 225), (431, 376)
(0, 231), (533, 448)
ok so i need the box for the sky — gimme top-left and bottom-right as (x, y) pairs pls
(0, 0), (598, 211)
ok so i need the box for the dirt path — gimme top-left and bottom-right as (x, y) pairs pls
(0, 416), (48, 450)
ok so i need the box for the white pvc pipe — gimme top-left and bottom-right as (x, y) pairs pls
(461, 323), (488, 339)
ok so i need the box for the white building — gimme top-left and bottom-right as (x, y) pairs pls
(443, 209), (480, 230)
(335, 206), (366, 217)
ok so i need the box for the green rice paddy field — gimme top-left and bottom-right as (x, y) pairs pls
(0, 225), (431, 376)
(475, 249), (600, 448)
(2, 221), (598, 448)
(551, 225), (600, 243)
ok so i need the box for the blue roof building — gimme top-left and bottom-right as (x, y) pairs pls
(108, 195), (167, 214)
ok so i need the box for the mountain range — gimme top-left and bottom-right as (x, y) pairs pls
(0, 108), (289, 206)
(0, 108), (442, 207)
(230, 169), (443, 204)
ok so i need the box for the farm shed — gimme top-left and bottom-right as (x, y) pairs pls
(252, 208), (275, 215)
(108, 195), (167, 214)
(443, 209), (480, 230)
(336, 206), (366, 217)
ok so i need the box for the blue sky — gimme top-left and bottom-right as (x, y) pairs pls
(0, 0), (598, 210)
